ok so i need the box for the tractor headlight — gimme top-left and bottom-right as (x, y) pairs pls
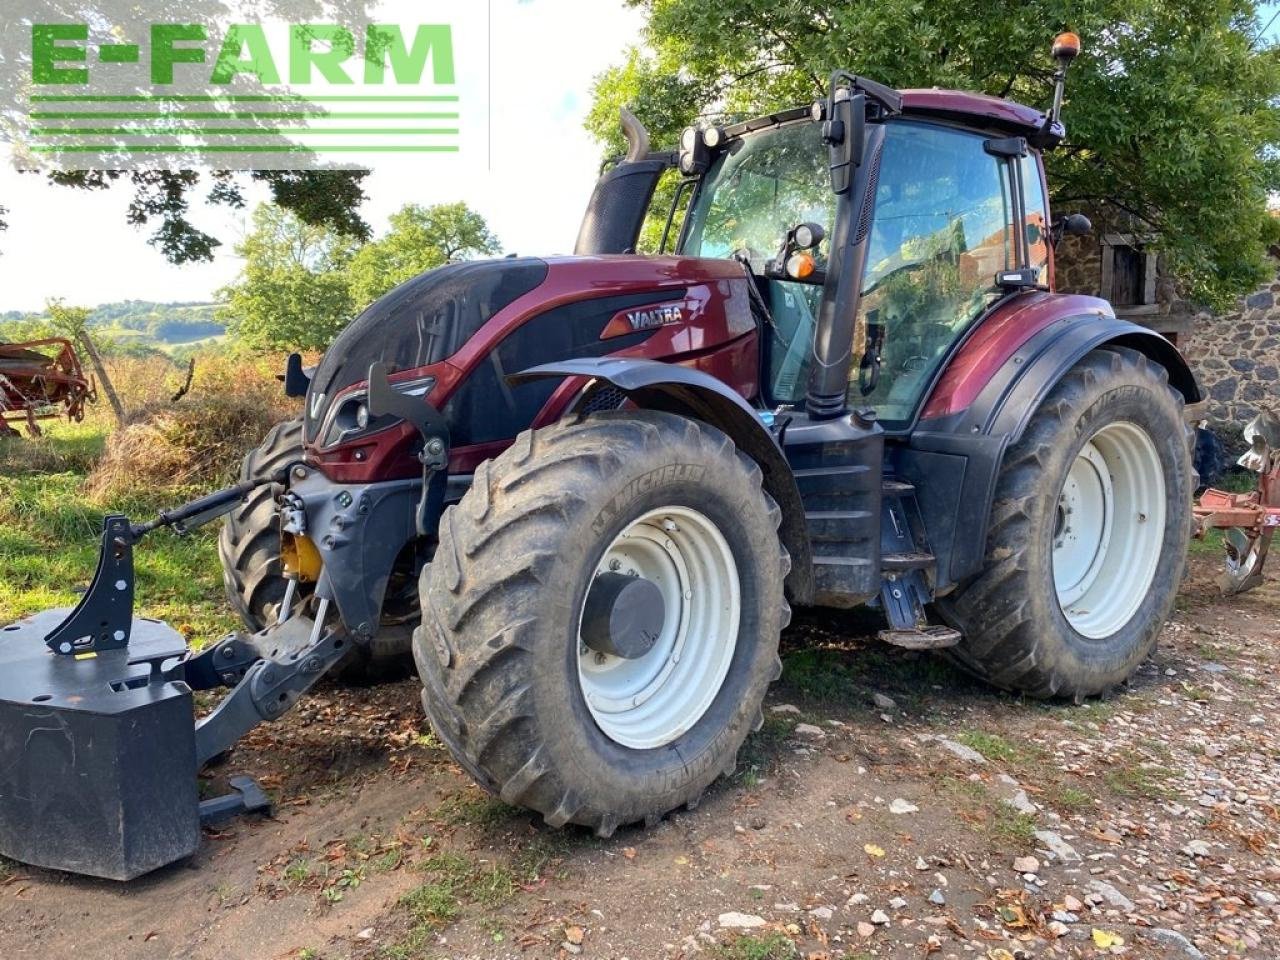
(318, 377), (436, 448)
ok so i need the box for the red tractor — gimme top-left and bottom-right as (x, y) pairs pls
(0, 36), (1199, 879)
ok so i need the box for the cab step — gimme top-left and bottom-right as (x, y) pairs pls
(878, 625), (962, 651)
(882, 551), (935, 572)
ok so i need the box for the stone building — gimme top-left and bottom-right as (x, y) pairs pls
(1056, 231), (1279, 454)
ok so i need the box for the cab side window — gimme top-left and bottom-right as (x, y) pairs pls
(1022, 155), (1050, 284)
(850, 122), (1013, 426)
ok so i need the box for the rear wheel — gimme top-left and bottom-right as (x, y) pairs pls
(217, 419), (415, 682)
(939, 347), (1192, 698)
(413, 411), (790, 835)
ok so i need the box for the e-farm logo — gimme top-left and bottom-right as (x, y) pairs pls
(19, 19), (460, 168)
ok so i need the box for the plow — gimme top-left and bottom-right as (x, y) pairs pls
(1194, 411), (1280, 595)
(0, 337), (94, 438)
(0, 34), (1218, 880)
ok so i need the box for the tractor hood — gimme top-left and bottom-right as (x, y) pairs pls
(304, 257), (550, 443)
(304, 253), (759, 477)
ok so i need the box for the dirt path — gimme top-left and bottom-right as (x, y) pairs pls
(1, 555), (1276, 960)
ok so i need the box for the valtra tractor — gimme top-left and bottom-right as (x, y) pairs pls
(0, 35), (1201, 880)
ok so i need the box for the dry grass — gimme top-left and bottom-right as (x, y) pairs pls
(85, 353), (299, 501)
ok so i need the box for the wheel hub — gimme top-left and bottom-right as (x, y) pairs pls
(581, 572), (665, 660)
(577, 506), (740, 750)
(1052, 421), (1166, 639)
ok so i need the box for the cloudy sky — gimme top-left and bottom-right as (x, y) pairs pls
(2, 0), (1278, 313)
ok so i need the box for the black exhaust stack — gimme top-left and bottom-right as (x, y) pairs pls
(574, 108), (674, 256)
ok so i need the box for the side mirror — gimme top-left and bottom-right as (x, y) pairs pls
(822, 89), (864, 196)
(1052, 212), (1092, 245)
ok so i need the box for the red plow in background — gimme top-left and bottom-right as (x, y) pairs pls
(1194, 411), (1280, 596)
(0, 338), (95, 438)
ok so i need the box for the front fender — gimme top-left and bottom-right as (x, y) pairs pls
(513, 358), (814, 603)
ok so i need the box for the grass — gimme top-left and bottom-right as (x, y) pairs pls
(711, 933), (798, 960)
(1103, 753), (1178, 800)
(437, 790), (524, 830)
(387, 851), (520, 957)
(0, 422), (236, 641)
(936, 775), (1038, 851)
(1043, 782), (1095, 815)
(953, 730), (1042, 766)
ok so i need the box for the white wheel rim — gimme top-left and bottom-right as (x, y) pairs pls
(577, 506), (740, 749)
(1053, 421), (1166, 639)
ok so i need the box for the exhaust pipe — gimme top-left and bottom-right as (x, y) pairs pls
(620, 107), (651, 162)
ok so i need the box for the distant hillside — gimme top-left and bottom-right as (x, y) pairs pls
(0, 300), (226, 356)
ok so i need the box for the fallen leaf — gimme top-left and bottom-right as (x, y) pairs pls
(622, 847), (636, 860)
(564, 925), (584, 945)
(986, 950), (1015, 960)
(1092, 928), (1125, 948)
(863, 843), (885, 858)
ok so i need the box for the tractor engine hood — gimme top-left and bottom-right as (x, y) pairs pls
(304, 257), (551, 444)
(304, 253), (759, 480)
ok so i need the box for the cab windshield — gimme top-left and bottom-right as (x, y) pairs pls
(680, 121), (835, 405)
(679, 118), (1048, 425)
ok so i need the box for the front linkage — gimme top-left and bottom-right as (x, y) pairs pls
(0, 469), (356, 880)
(0, 363), (445, 881)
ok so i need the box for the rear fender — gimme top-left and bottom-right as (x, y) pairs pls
(904, 313), (1200, 590)
(513, 358), (814, 603)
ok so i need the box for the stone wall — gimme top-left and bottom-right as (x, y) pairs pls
(1184, 276), (1280, 445)
(1054, 235), (1279, 452)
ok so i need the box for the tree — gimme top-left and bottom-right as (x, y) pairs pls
(218, 205), (360, 352)
(218, 201), (500, 351)
(589, 0), (1280, 308)
(346, 202), (501, 307)
(45, 299), (124, 426)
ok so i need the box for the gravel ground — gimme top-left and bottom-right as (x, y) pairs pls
(0, 550), (1275, 960)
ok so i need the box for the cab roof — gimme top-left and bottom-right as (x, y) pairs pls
(899, 88), (1062, 143)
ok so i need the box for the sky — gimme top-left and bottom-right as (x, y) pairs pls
(0, 0), (646, 312)
(2, 1), (1279, 313)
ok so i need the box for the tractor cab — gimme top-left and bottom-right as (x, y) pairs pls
(673, 96), (1054, 430)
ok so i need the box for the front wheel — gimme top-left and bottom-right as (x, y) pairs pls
(413, 411), (790, 835)
(939, 347), (1193, 699)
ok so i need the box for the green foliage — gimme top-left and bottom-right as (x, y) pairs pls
(217, 201), (500, 352)
(346, 202), (501, 308)
(218, 204), (359, 352)
(0, 301), (226, 356)
(590, 0), (1280, 308)
(0, 422), (236, 640)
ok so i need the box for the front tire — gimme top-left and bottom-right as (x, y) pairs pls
(939, 347), (1192, 699)
(413, 412), (790, 835)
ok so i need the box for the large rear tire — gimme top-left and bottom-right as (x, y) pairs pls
(217, 419), (414, 682)
(938, 347), (1192, 699)
(413, 412), (790, 835)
